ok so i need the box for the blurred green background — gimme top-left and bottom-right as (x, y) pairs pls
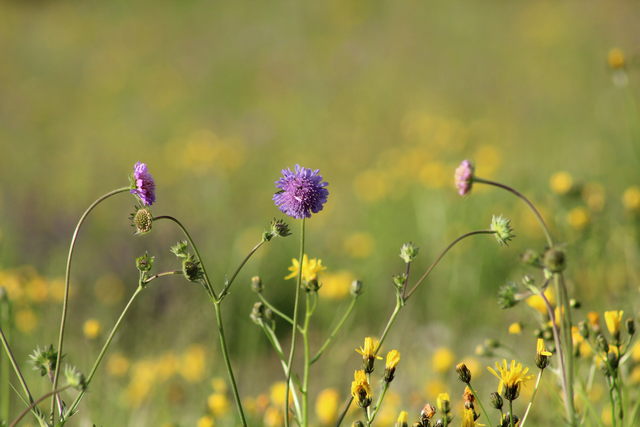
(1, 0), (639, 425)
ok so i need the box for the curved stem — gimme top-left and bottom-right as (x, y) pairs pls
(218, 240), (266, 300)
(468, 382), (493, 427)
(302, 293), (312, 425)
(285, 218), (305, 427)
(10, 385), (72, 427)
(0, 325), (37, 413)
(153, 215), (218, 299)
(51, 186), (129, 422)
(64, 284), (144, 419)
(258, 294), (294, 326)
(520, 369), (543, 427)
(474, 177), (553, 247)
(213, 301), (248, 426)
(404, 230), (496, 300)
(311, 297), (357, 364)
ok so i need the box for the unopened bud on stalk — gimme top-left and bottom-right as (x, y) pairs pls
(350, 280), (363, 297)
(490, 215), (515, 246)
(578, 321), (589, 339)
(130, 206), (153, 235)
(399, 242), (419, 264)
(135, 252), (154, 273)
(596, 334), (609, 353)
(182, 255), (204, 282)
(543, 248), (566, 273)
(521, 249), (542, 267)
(490, 392), (503, 410)
(306, 278), (320, 292)
(607, 350), (619, 370)
(393, 274), (407, 289)
(263, 218), (291, 241)
(456, 363), (471, 384)
(250, 276), (263, 293)
(626, 318), (636, 336)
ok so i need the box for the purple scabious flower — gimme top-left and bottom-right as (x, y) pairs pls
(130, 162), (156, 206)
(273, 165), (329, 219)
(454, 160), (474, 196)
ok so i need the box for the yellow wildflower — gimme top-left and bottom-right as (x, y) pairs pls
(179, 344), (206, 382)
(623, 186), (640, 212)
(343, 232), (375, 259)
(83, 319), (102, 339)
(487, 359), (534, 400)
(107, 352), (130, 377)
(462, 407), (485, 427)
(396, 410), (409, 426)
(549, 171), (573, 195)
(535, 338), (552, 369)
(269, 381), (288, 407)
(508, 322), (522, 335)
(351, 370), (372, 408)
(526, 288), (554, 315)
(211, 377), (227, 393)
(356, 337), (382, 372)
(432, 347), (455, 374)
(436, 392), (450, 413)
(207, 393), (230, 418)
(608, 48), (625, 69)
(263, 407), (283, 427)
(284, 254), (326, 282)
(315, 388), (339, 424)
(320, 271), (354, 300)
(588, 312), (601, 331)
(197, 415), (215, 427)
(567, 207), (590, 230)
(15, 309), (38, 334)
(582, 182), (605, 211)
(384, 350), (400, 382)
(604, 310), (624, 341)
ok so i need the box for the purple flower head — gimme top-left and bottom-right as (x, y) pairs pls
(130, 162), (156, 206)
(454, 160), (474, 196)
(273, 165), (329, 219)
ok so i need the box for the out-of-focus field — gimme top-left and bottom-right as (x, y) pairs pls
(1, 1), (639, 425)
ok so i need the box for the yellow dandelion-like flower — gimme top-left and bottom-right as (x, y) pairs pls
(320, 271), (354, 300)
(386, 350), (401, 370)
(83, 319), (102, 340)
(432, 347), (455, 374)
(462, 407), (485, 427)
(567, 207), (590, 230)
(284, 254), (326, 282)
(207, 393), (230, 418)
(356, 337), (383, 372)
(604, 310), (624, 340)
(487, 359), (534, 400)
(526, 288), (554, 315)
(315, 388), (339, 424)
(197, 415), (215, 427)
(535, 338), (552, 369)
(396, 410), (409, 426)
(623, 186), (640, 212)
(508, 322), (522, 335)
(351, 370), (372, 408)
(549, 171), (573, 195)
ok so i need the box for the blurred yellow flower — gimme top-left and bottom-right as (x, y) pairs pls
(94, 274), (124, 305)
(179, 345), (206, 382)
(630, 366), (640, 384)
(582, 182), (605, 212)
(424, 379), (447, 400)
(197, 415), (215, 427)
(320, 271), (354, 299)
(622, 186), (640, 212)
(211, 377), (227, 393)
(269, 382), (288, 407)
(604, 310), (623, 338)
(460, 357), (482, 379)
(474, 145), (502, 177)
(49, 279), (66, 302)
(26, 277), (48, 302)
(354, 169), (389, 201)
(601, 406), (613, 426)
(284, 254), (326, 282)
(15, 309), (38, 333)
(432, 347), (455, 374)
(263, 407), (283, 427)
(315, 388), (339, 424)
(508, 322), (522, 335)
(549, 171), (573, 195)
(526, 288), (554, 315)
(567, 207), (590, 230)
(157, 352), (179, 380)
(83, 319), (102, 339)
(107, 352), (130, 377)
(608, 48), (625, 69)
(171, 129), (246, 176)
(207, 393), (230, 418)
(397, 410), (409, 425)
(632, 341), (640, 361)
(343, 232), (375, 259)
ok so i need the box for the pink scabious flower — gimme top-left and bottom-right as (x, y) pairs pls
(455, 160), (474, 196)
(273, 165), (329, 219)
(130, 162), (156, 206)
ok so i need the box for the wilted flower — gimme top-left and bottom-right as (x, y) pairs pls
(421, 403), (437, 421)
(490, 215), (515, 246)
(455, 160), (474, 196)
(351, 370), (372, 408)
(273, 165), (329, 219)
(130, 162), (156, 206)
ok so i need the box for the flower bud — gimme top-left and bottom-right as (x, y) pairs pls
(578, 321), (589, 339)
(250, 302), (268, 325)
(497, 282), (519, 309)
(350, 280), (363, 297)
(626, 318), (636, 336)
(305, 278), (320, 293)
(607, 350), (619, 370)
(264, 218), (291, 241)
(490, 215), (515, 246)
(64, 365), (87, 391)
(543, 248), (566, 273)
(456, 363), (471, 384)
(396, 411), (409, 427)
(490, 392), (503, 410)
(596, 334), (609, 353)
(393, 274), (407, 289)
(420, 403), (436, 421)
(131, 206), (153, 235)
(399, 242), (419, 264)
(250, 276), (263, 293)
(521, 249), (542, 267)
(135, 252), (154, 273)
(182, 255), (204, 282)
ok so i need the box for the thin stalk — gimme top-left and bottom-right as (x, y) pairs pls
(1, 295), (11, 421)
(509, 398), (515, 427)
(520, 369), (543, 427)
(555, 273), (575, 423)
(468, 382), (494, 427)
(367, 381), (389, 425)
(153, 215), (217, 299)
(285, 218), (305, 427)
(311, 297), (357, 364)
(405, 230), (496, 299)
(142, 270), (182, 283)
(64, 284), (144, 420)
(213, 301), (248, 426)
(335, 396), (353, 427)
(10, 385), (72, 427)
(302, 292), (312, 425)
(258, 294), (294, 326)
(51, 186), (129, 423)
(218, 240), (266, 300)
(473, 177), (553, 247)
(608, 377), (617, 427)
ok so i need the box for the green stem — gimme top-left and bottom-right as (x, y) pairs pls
(51, 186), (129, 423)
(64, 284), (144, 420)
(1, 294), (11, 421)
(404, 230), (496, 299)
(218, 240), (266, 300)
(473, 177), (553, 247)
(608, 376), (617, 427)
(302, 292), (312, 425)
(367, 381), (389, 425)
(555, 273), (575, 424)
(142, 270), (182, 283)
(285, 218), (305, 427)
(509, 398), (514, 427)
(258, 294), (294, 326)
(311, 297), (357, 364)
(154, 215), (218, 299)
(10, 385), (72, 427)
(213, 301), (248, 426)
(468, 382), (493, 427)
(519, 369), (543, 427)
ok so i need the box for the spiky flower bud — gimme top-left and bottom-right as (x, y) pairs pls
(456, 363), (471, 384)
(399, 242), (419, 264)
(392, 274), (407, 289)
(543, 248), (566, 273)
(28, 345), (58, 377)
(497, 282), (519, 309)
(182, 255), (204, 282)
(350, 280), (363, 297)
(490, 392), (503, 410)
(263, 218), (292, 241)
(490, 215), (515, 246)
(135, 252), (154, 273)
(64, 365), (86, 391)
(170, 241), (189, 259)
(130, 206), (153, 235)
(251, 276), (263, 293)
